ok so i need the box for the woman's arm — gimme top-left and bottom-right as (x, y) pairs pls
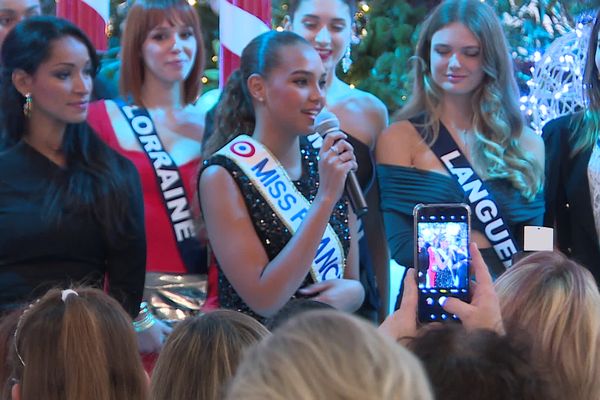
(200, 133), (359, 317)
(299, 207), (365, 312)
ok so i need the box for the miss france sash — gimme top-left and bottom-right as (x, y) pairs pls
(114, 99), (205, 273)
(215, 135), (346, 282)
(425, 122), (520, 268)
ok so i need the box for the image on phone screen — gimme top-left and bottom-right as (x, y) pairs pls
(415, 204), (470, 323)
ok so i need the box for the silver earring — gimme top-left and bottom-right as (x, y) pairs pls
(342, 45), (352, 74)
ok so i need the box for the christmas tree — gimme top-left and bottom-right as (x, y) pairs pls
(97, 0), (597, 112)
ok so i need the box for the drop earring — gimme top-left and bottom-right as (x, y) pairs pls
(342, 45), (352, 74)
(23, 93), (32, 118)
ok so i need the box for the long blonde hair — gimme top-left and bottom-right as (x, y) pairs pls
(226, 310), (433, 400)
(397, 0), (543, 200)
(495, 252), (600, 399)
(151, 310), (269, 400)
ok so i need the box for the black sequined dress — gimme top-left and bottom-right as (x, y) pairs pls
(202, 136), (351, 321)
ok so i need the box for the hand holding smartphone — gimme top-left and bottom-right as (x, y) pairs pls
(414, 203), (471, 323)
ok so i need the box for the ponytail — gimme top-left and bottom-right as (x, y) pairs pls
(202, 31), (311, 158)
(61, 295), (111, 400)
(202, 69), (256, 157)
(13, 288), (148, 400)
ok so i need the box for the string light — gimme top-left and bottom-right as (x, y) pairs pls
(521, 22), (590, 134)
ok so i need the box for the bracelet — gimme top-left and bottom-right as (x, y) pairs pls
(133, 302), (156, 332)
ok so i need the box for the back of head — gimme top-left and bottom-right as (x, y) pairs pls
(495, 251), (600, 399)
(120, 0), (204, 105)
(151, 309), (269, 400)
(203, 30), (311, 157)
(10, 288), (147, 400)
(227, 309), (433, 400)
(409, 324), (552, 400)
(0, 308), (22, 400)
(264, 298), (334, 331)
(0, 15), (98, 146)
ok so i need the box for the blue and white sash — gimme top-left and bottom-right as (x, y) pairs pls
(216, 135), (346, 282)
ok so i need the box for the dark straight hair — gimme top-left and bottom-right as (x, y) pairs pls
(0, 16), (138, 243)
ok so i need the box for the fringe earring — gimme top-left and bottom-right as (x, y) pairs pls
(23, 93), (32, 118)
(342, 45), (352, 74)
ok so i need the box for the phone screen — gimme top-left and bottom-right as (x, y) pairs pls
(415, 204), (470, 323)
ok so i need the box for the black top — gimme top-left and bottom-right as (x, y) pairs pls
(202, 136), (351, 321)
(345, 134), (375, 193)
(377, 164), (544, 276)
(0, 140), (146, 317)
(543, 113), (600, 282)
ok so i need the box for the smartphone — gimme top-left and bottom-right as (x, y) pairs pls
(414, 203), (471, 323)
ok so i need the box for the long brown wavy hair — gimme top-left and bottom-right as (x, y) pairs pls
(396, 0), (543, 200)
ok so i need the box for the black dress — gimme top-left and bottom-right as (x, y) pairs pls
(202, 137), (351, 321)
(0, 140), (146, 317)
(543, 113), (600, 282)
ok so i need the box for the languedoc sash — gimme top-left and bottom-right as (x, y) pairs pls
(425, 122), (520, 269)
(114, 99), (205, 273)
(216, 135), (346, 282)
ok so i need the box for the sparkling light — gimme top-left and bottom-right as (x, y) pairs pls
(526, 24), (590, 134)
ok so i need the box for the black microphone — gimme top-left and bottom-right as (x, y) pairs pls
(314, 110), (368, 217)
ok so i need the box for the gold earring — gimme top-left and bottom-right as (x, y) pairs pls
(23, 93), (32, 118)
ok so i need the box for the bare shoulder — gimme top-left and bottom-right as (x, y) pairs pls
(199, 163), (251, 223)
(519, 126), (544, 164)
(199, 164), (234, 193)
(329, 87), (388, 149)
(375, 119), (421, 167)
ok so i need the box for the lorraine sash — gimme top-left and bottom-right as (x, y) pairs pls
(114, 99), (205, 273)
(216, 135), (346, 282)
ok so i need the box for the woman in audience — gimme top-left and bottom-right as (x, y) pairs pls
(376, 0), (544, 287)
(200, 30), (364, 321)
(408, 324), (553, 400)
(8, 288), (148, 400)
(150, 309), (269, 400)
(0, 16), (145, 318)
(495, 251), (600, 399)
(88, 0), (207, 350)
(285, 0), (389, 321)
(543, 8), (600, 282)
(226, 309), (433, 400)
(0, 308), (21, 399)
